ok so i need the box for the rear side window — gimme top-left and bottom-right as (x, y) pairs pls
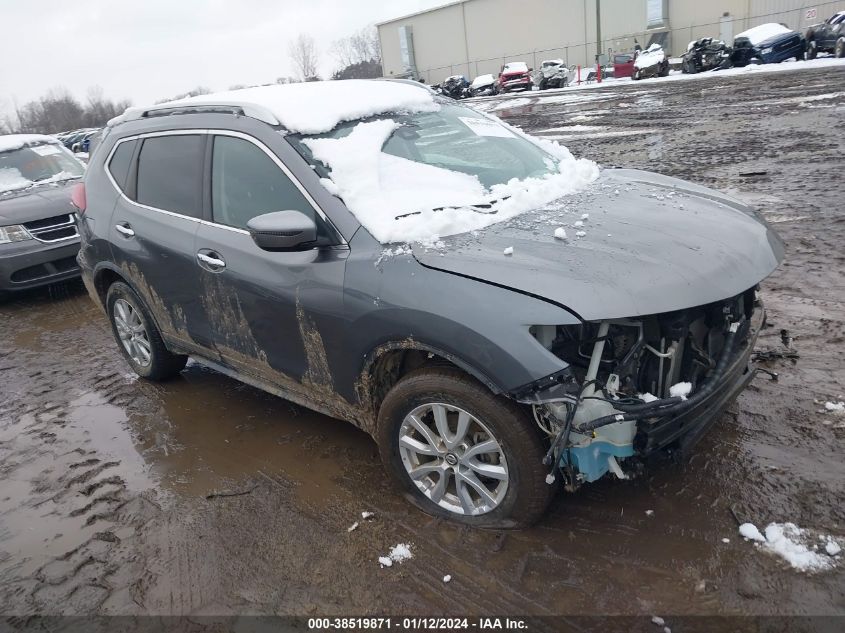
(107, 139), (137, 192)
(211, 135), (315, 230)
(136, 135), (204, 217)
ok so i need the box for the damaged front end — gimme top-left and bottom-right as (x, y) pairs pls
(517, 287), (764, 489)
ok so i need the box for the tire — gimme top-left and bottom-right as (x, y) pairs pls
(632, 69), (641, 80)
(659, 62), (670, 77)
(836, 38), (845, 59)
(806, 39), (818, 60)
(105, 281), (188, 381)
(376, 367), (555, 528)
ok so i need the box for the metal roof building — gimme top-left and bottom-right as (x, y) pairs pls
(377, 0), (845, 83)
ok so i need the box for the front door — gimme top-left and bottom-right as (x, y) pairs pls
(195, 132), (348, 403)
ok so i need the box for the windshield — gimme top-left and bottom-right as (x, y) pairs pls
(285, 101), (599, 244)
(290, 102), (559, 190)
(0, 142), (84, 194)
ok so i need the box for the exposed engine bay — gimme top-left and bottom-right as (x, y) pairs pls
(529, 287), (761, 488)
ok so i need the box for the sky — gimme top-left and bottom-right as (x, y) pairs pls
(0, 0), (445, 120)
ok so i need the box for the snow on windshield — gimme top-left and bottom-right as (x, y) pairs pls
(0, 168), (31, 192)
(0, 141), (84, 194)
(302, 111), (598, 244)
(736, 23), (791, 45)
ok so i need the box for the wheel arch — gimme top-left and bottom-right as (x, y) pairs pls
(358, 340), (505, 420)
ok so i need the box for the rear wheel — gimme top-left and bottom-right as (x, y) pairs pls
(836, 38), (845, 58)
(806, 39), (818, 60)
(106, 282), (187, 381)
(376, 367), (555, 528)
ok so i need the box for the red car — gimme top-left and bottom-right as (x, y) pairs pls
(496, 61), (532, 93)
(613, 53), (636, 79)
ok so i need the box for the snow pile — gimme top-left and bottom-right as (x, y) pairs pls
(305, 117), (599, 244)
(503, 246), (514, 256)
(379, 543), (413, 568)
(736, 23), (792, 46)
(739, 523), (766, 542)
(639, 392), (659, 403)
(117, 80), (440, 135)
(739, 522), (840, 572)
(669, 382), (692, 400)
(824, 401), (844, 414)
(554, 227), (567, 240)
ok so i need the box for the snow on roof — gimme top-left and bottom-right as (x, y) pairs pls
(503, 62), (528, 73)
(111, 80), (440, 135)
(470, 74), (495, 87)
(0, 134), (59, 153)
(736, 23), (792, 45)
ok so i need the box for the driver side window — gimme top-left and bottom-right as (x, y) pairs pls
(211, 135), (316, 231)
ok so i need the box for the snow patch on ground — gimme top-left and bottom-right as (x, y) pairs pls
(740, 522), (840, 572)
(377, 543), (414, 567)
(824, 401), (844, 414)
(638, 392), (659, 403)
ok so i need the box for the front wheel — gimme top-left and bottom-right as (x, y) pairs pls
(836, 37), (845, 58)
(376, 368), (555, 528)
(106, 282), (188, 381)
(806, 39), (818, 60)
(632, 69), (641, 80)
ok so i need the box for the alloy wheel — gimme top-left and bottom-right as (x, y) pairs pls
(398, 402), (509, 516)
(113, 298), (151, 367)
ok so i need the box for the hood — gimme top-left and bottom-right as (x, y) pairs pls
(411, 169), (784, 321)
(0, 180), (78, 224)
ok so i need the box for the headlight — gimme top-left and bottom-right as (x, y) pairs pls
(761, 47), (773, 54)
(0, 225), (34, 244)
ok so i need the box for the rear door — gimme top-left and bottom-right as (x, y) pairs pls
(194, 131), (348, 394)
(108, 132), (217, 357)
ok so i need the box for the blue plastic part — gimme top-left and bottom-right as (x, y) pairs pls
(561, 441), (635, 483)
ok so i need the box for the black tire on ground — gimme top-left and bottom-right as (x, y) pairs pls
(836, 38), (845, 58)
(105, 281), (188, 381)
(659, 62), (670, 77)
(806, 39), (818, 60)
(539, 78), (547, 90)
(376, 367), (556, 528)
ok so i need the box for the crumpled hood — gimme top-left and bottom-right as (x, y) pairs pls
(0, 182), (77, 224)
(412, 169), (784, 321)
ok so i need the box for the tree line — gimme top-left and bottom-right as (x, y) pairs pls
(2, 27), (383, 135)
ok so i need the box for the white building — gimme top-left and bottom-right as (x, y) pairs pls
(377, 0), (845, 83)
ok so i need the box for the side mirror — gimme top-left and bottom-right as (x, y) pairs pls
(247, 210), (317, 251)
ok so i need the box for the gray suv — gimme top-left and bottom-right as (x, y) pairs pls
(77, 80), (783, 527)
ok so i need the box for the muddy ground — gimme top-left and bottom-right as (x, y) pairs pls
(1, 66), (843, 626)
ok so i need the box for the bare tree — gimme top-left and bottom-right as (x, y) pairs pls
(330, 27), (382, 79)
(289, 33), (319, 81)
(4, 87), (132, 134)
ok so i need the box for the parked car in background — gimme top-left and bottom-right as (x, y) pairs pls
(78, 80), (782, 526)
(534, 59), (569, 90)
(682, 38), (732, 73)
(731, 23), (805, 66)
(497, 61), (532, 93)
(469, 74), (496, 97)
(72, 130), (100, 154)
(439, 75), (471, 100)
(61, 129), (95, 150)
(632, 43), (669, 79)
(612, 52), (636, 79)
(0, 134), (85, 297)
(805, 11), (845, 59)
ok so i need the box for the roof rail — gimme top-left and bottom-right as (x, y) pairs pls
(108, 101), (281, 127)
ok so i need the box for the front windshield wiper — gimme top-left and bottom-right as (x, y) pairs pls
(395, 196), (511, 220)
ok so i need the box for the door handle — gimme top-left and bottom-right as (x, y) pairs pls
(115, 223), (135, 237)
(197, 252), (226, 269)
